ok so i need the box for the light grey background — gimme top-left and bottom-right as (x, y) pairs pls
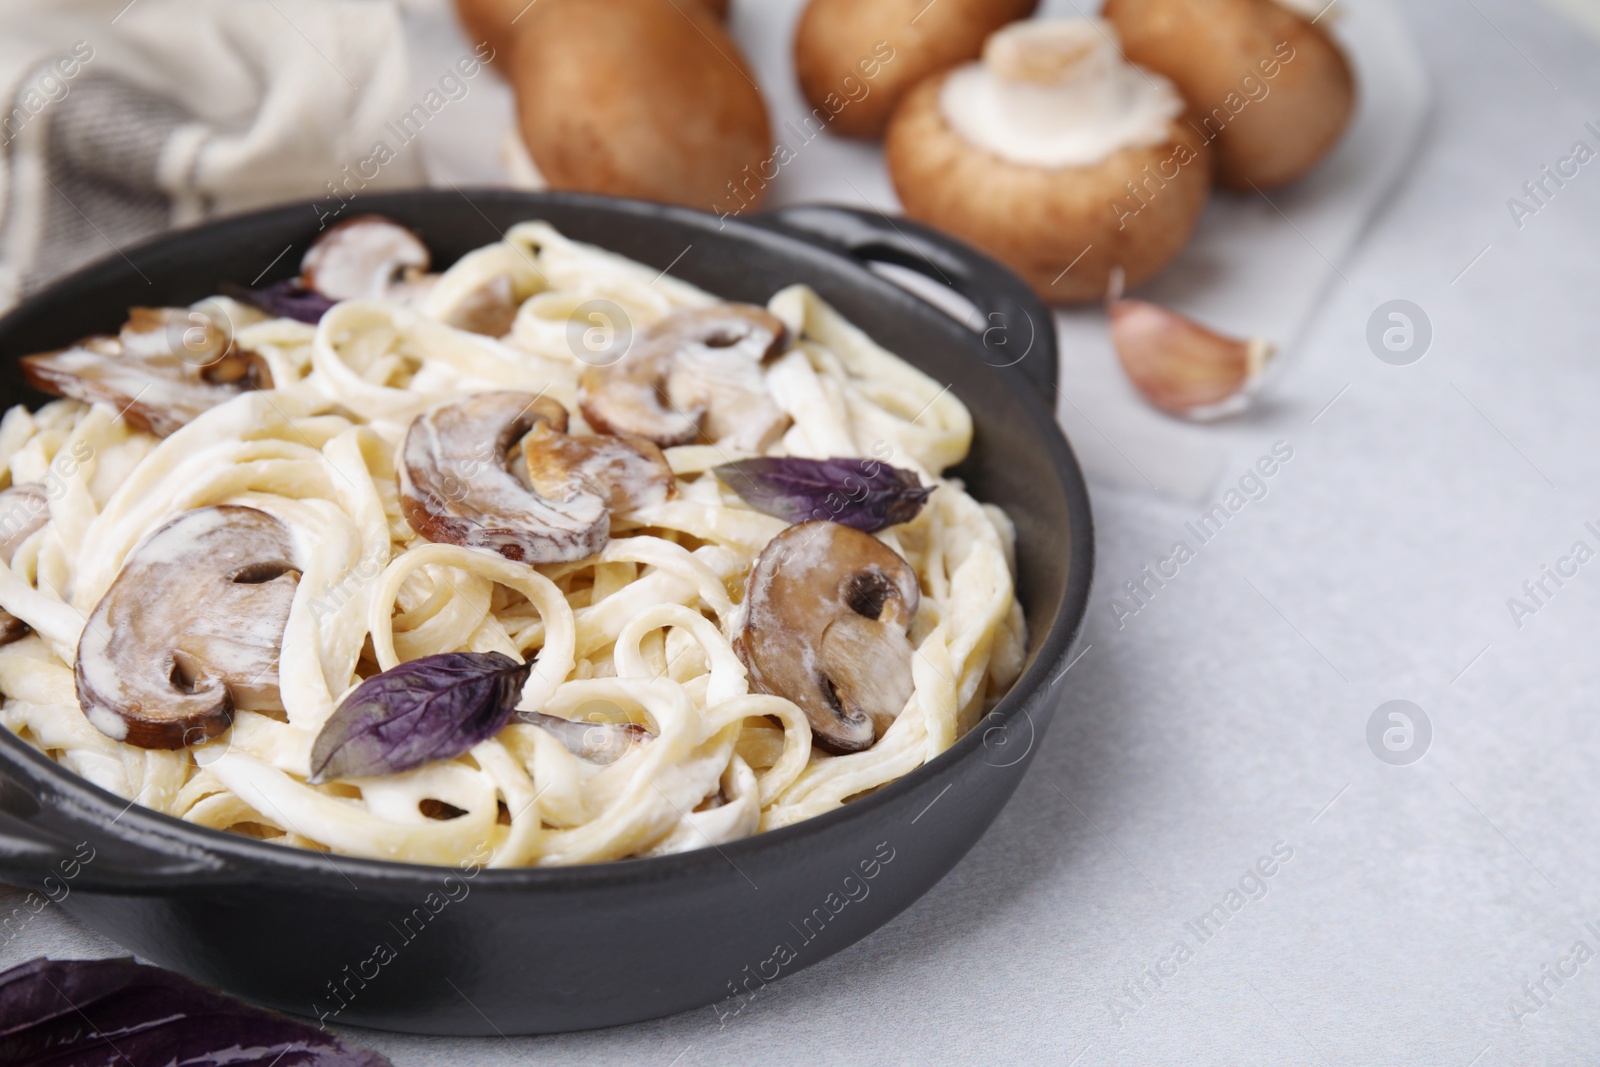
(6, 0), (1600, 1063)
(1532, 0), (1600, 39)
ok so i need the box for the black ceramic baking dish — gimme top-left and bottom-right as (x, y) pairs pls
(0, 190), (1091, 1036)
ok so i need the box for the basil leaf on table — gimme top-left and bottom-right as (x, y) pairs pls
(0, 957), (390, 1066)
(310, 651), (532, 783)
(713, 457), (933, 533)
(220, 279), (337, 325)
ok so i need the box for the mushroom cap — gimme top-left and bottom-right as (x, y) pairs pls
(885, 72), (1212, 304)
(578, 304), (789, 450)
(734, 521), (921, 754)
(522, 422), (676, 515)
(793, 0), (1039, 139)
(20, 309), (272, 437)
(76, 506), (301, 750)
(455, 0), (728, 67)
(454, 0), (530, 65)
(1103, 0), (1355, 190)
(300, 215), (432, 301)
(399, 391), (611, 564)
(507, 0), (772, 209)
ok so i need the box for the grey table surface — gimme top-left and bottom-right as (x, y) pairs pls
(6, 0), (1600, 1063)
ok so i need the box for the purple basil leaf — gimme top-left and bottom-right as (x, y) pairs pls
(221, 279), (337, 325)
(0, 957), (390, 1067)
(714, 456), (934, 532)
(310, 651), (532, 782)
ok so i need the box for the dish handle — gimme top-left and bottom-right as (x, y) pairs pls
(745, 204), (1058, 404)
(0, 807), (234, 895)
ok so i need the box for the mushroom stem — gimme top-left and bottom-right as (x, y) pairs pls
(522, 422), (675, 515)
(514, 710), (652, 765)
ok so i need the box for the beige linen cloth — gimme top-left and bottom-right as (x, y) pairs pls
(0, 0), (427, 312)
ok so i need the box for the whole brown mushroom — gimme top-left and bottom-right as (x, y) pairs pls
(456, 0), (728, 67)
(506, 0), (772, 210)
(455, 0), (538, 65)
(886, 18), (1212, 303)
(793, 0), (1038, 139)
(1102, 0), (1355, 189)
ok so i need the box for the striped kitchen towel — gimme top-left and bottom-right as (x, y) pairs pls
(0, 0), (427, 312)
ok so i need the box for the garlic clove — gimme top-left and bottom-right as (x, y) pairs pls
(1109, 298), (1274, 418)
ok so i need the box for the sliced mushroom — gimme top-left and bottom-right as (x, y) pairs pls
(0, 614), (27, 647)
(399, 392), (610, 563)
(300, 215), (431, 301)
(578, 304), (790, 452)
(733, 520), (921, 753)
(439, 272), (520, 337)
(76, 506), (301, 749)
(522, 421), (675, 515)
(21, 309), (272, 438)
(0, 484), (50, 646)
(514, 710), (653, 765)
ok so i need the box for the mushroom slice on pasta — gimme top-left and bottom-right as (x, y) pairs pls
(399, 391), (610, 564)
(578, 304), (790, 451)
(300, 214), (431, 301)
(734, 520), (921, 753)
(521, 421), (675, 515)
(434, 271), (520, 336)
(20, 308), (272, 438)
(76, 506), (301, 750)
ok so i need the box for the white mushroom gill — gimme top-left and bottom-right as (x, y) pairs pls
(938, 18), (1184, 169)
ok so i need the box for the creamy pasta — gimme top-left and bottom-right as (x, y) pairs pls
(0, 220), (1026, 868)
